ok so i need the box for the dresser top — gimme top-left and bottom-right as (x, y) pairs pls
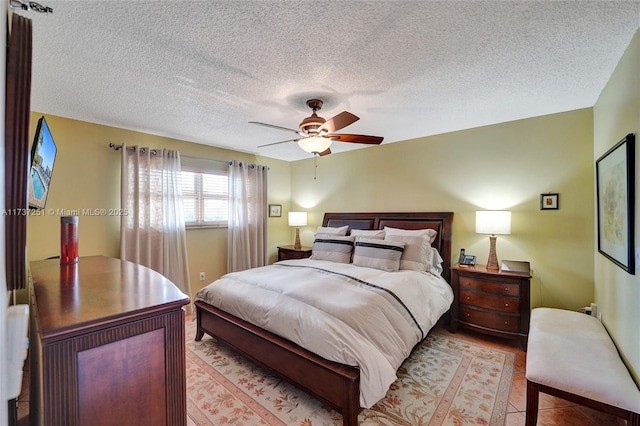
(30, 255), (190, 340)
(451, 263), (532, 278)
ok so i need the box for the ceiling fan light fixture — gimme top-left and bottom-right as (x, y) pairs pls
(298, 136), (331, 154)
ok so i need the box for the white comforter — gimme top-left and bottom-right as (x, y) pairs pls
(195, 259), (453, 408)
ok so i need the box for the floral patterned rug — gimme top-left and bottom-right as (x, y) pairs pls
(185, 319), (515, 425)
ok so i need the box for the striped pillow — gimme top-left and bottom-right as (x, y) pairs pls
(385, 234), (432, 272)
(310, 235), (355, 263)
(353, 238), (405, 272)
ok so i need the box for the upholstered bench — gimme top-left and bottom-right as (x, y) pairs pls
(526, 307), (640, 425)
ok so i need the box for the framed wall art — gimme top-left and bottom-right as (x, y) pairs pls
(268, 204), (282, 217)
(596, 133), (635, 274)
(540, 193), (559, 210)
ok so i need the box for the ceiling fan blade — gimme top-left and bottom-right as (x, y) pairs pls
(257, 138), (302, 148)
(329, 134), (384, 145)
(249, 121), (301, 135)
(317, 111), (359, 134)
(318, 148), (331, 156)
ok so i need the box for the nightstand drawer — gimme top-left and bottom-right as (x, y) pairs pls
(460, 306), (520, 333)
(281, 251), (310, 260)
(277, 245), (312, 261)
(458, 276), (520, 297)
(459, 290), (519, 313)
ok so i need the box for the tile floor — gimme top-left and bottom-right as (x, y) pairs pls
(15, 324), (627, 425)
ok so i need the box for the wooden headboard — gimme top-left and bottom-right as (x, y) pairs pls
(322, 212), (454, 282)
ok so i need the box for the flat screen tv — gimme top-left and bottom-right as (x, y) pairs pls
(28, 116), (57, 209)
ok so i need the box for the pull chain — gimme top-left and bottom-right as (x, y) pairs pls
(314, 154), (318, 180)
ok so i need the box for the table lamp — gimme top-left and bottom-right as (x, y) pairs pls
(476, 210), (511, 270)
(288, 211), (307, 250)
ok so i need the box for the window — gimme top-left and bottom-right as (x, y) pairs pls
(181, 168), (228, 228)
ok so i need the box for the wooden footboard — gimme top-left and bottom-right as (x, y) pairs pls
(195, 300), (361, 426)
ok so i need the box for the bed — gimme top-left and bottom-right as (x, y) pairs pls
(194, 211), (454, 426)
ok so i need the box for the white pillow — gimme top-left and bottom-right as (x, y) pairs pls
(384, 226), (437, 244)
(430, 247), (444, 275)
(311, 234), (354, 263)
(350, 229), (385, 241)
(385, 234), (432, 272)
(315, 225), (349, 236)
(353, 238), (405, 272)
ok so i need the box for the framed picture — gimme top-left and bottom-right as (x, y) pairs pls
(540, 193), (559, 210)
(596, 133), (635, 274)
(268, 204), (282, 217)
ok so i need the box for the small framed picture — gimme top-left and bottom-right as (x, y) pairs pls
(540, 193), (559, 210)
(268, 204), (282, 217)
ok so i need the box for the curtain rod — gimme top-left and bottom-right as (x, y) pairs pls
(108, 143), (230, 165)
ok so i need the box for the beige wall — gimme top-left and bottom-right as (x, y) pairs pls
(593, 28), (640, 381)
(25, 108), (596, 319)
(25, 113), (290, 301)
(290, 108), (595, 311)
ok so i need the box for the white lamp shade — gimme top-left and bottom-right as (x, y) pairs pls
(298, 136), (332, 154)
(288, 211), (307, 227)
(476, 211), (511, 235)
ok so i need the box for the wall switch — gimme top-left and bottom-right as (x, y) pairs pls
(199, 272), (206, 281)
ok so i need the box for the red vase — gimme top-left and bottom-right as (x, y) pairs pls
(60, 216), (78, 264)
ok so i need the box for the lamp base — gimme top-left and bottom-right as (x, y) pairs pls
(294, 227), (301, 250)
(486, 235), (500, 270)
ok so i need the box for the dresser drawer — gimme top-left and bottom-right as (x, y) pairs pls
(459, 290), (519, 313)
(460, 306), (520, 333)
(458, 276), (520, 297)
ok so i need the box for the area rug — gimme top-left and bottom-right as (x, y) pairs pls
(185, 319), (515, 425)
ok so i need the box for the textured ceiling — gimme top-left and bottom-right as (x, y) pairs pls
(16, 0), (640, 161)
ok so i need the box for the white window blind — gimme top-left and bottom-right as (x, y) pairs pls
(181, 166), (228, 228)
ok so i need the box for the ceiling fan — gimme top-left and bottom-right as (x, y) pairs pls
(251, 99), (383, 156)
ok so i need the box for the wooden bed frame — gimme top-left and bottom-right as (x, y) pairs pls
(195, 212), (454, 425)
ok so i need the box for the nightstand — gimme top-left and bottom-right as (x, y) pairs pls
(277, 245), (312, 261)
(449, 264), (531, 350)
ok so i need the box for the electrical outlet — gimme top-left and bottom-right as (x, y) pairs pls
(199, 272), (206, 281)
(597, 311), (602, 322)
(636, 248), (640, 268)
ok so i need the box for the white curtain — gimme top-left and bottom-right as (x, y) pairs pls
(120, 144), (192, 312)
(227, 160), (268, 272)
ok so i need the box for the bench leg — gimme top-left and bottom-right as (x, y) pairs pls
(631, 412), (640, 426)
(526, 380), (539, 426)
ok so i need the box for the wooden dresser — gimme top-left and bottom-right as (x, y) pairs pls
(29, 256), (190, 426)
(449, 264), (531, 350)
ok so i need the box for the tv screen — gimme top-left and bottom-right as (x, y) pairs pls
(28, 116), (57, 209)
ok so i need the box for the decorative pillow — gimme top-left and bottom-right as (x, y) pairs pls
(385, 234), (432, 272)
(384, 226), (437, 244)
(349, 229), (385, 241)
(311, 235), (355, 263)
(353, 238), (405, 272)
(315, 225), (349, 236)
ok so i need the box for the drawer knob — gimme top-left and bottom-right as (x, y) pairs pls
(504, 303), (509, 307)
(504, 288), (509, 292)
(466, 296), (471, 300)
(504, 321), (509, 325)
(466, 313), (470, 318)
